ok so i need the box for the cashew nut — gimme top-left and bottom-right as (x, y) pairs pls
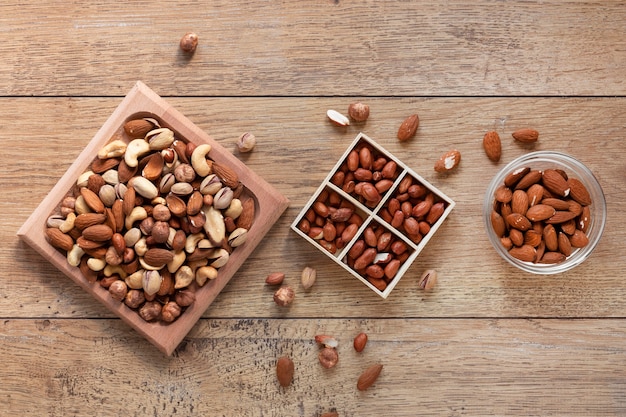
(139, 258), (164, 272)
(195, 265), (218, 286)
(191, 144), (212, 177)
(185, 233), (205, 253)
(124, 139), (151, 168)
(98, 139), (128, 159)
(58, 212), (76, 233)
(103, 264), (128, 279)
(87, 257), (106, 272)
(125, 206), (148, 230)
(224, 198), (243, 219)
(167, 250), (187, 274)
(134, 237), (148, 257)
(67, 244), (85, 267)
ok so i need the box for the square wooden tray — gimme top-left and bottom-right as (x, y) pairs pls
(18, 81), (289, 355)
(291, 133), (455, 298)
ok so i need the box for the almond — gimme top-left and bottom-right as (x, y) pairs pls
(276, 356), (294, 387)
(539, 251), (566, 264)
(494, 185), (513, 203)
(74, 212), (107, 230)
(165, 194), (187, 217)
(568, 178), (592, 206)
(236, 198), (255, 230)
(143, 248), (174, 267)
(124, 119), (155, 138)
(141, 152), (164, 181)
(514, 170), (542, 190)
(541, 197), (571, 211)
(327, 109), (350, 126)
(512, 128), (539, 143)
(569, 229), (589, 248)
(80, 187), (105, 214)
(525, 204), (556, 222)
(81, 224), (114, 242)
(265, 272), (285, 285)
(482, 131), (502, 162)
(76, 236), (106, 250)
(490, 210), (506, 237)
(504, 167), (530, 188)
(542, 169), (570, 197)
(511, 190), (529, 215)
(434, 149), (461, 173)
(90, 157), (120, 174)
(45, 228), (75, 252)
(397, 114), (419, 141)
(505, 213), (532, 231)
(353, 332), (368, 352)
(357, 363), (383, 391)
(509, 245), (536, 262)
(526, 184), (545, 206)
(558, 232), (572, 256)
(186, 191), (204, 216)
(524, 230), (543, 247)
(546, 210), (577, 224)
(212, 162), (240, 189)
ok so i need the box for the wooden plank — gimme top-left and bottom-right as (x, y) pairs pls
(2, 317), (625, 416)
(3, 96), (625, 319)
(0, 1), (625, 96)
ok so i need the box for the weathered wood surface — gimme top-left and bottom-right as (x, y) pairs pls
(2, 1), (626, 415)
(0, 1), (625, 96)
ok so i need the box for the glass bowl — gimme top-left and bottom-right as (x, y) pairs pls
(483, 151), (606, 274)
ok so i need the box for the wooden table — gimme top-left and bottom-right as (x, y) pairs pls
(2, 2), (626, 416)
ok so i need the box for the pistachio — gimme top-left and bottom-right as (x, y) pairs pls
(146, 128), (175, 151)
(418, 269), (438, 291)
(129, 176), (159, 199)
(236, 132), (256, 153)
(228, 228), (248, 247)
(159, 172), (176, 194)
(199, 174), (222, 195)
(170, 182), (194, 196)
(98, 184), (117, 207)
(208, 248), (230, 268)
(213, 186), (234, 210)
(101, 169), (120, 185)
(142, 270), (163, 296)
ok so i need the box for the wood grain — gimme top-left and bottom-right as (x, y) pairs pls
(2, 1), (626, 414)
(0, 1), (625, 96)
(2, 318), (626, 416)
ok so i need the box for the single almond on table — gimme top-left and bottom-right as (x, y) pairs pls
(483, 131), (502, 162)
(327, 109), (350, 126)
(357, 363), (383, 391)
(434, 149), (461, 173)
(353, 332), (368, 352)
(276, 356), (294, 387)
(397, 114), (419, 141)
(512, 128), (539, 143)
(265, 272), (285, 285)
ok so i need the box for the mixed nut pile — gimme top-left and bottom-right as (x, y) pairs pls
(45, 117), (255, 323)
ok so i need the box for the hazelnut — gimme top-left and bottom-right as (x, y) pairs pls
(161, 301), (182, 323)
(348, 102), (370, 122)
(179, 32), (198, 53)
(174, 289), (196, 307)
(139, 300), (161, 321)
(151, 221), (170, 244)
(273, 286), (295, 307)
(174, 163), (196, 183)
(108, 280), (128, 302)
(318, 346), (339, 369)
(124, 289), (145, 309)
(236, 132), (256, 153)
